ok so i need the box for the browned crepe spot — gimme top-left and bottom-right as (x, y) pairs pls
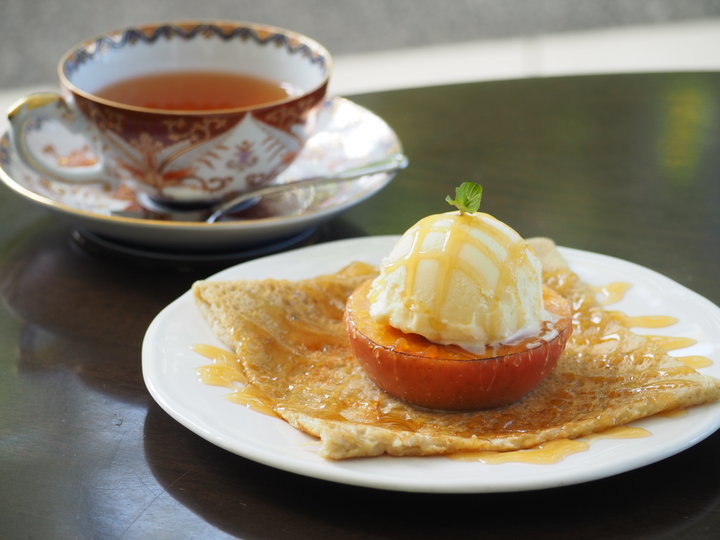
(192, 239), (720, 459)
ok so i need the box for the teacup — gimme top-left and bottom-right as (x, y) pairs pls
(8, 21), (331, 206)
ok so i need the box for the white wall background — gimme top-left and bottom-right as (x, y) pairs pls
(2, 0), (719, 89)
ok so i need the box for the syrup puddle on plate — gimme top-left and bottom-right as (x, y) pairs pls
(193, 344), (280, 418)
(448, 426), (651, 464)
(593, 282), (633, 305)
(595, 282), (706, 363)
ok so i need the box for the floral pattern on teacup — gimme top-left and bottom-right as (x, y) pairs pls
(49, 21), (330, 203)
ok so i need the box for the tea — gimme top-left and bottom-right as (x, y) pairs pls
(96, 70), (292, 111)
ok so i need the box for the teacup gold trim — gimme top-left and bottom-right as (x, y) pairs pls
(58, 20), (332, 116)
(7, 93), (61, 121)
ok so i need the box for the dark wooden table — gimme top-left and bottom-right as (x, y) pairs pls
(1, 72), (719, 539)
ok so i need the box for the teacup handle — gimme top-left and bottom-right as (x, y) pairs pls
(7, 92), (112, 187)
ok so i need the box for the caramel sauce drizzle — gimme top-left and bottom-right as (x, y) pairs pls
(585, 425), (651, 440)
(193, 344), (248, 386)
(607, 311), (679, 329)
(656, 408), (688, 419)
(593, 282), (633, 305)
(676, 356), (713, 369)
(194, 344), (278, 418)
(228, 386), (281, 418)
(595, 282), (708, 360)
(449, 438), (589, 464)
(377, 213), (539, 342)
(646, 335), (698, 351)
(448, 426), (650, 463)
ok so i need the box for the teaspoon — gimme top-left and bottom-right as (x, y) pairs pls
(205, 153), (408, 223)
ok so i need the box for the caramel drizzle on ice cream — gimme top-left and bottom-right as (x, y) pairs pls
(368, 212), (543, 348)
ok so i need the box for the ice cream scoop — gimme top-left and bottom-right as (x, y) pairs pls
(346, 182), (571, 410)
(368, 210), (544, 351)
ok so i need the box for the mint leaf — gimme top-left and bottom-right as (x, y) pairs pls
(446, 182), (483, 213)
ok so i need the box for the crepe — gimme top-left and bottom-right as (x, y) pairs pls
(192, 238), (720, 459)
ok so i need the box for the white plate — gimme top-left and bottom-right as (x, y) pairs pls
(0, 98), (402, 250)
(142, 236), (720, 493)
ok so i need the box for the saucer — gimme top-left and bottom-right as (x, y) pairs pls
(72, 227), (320, 269)
(0, 97), (403, 250)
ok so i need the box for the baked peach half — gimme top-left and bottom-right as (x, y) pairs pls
(345, 280), (572, 410)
